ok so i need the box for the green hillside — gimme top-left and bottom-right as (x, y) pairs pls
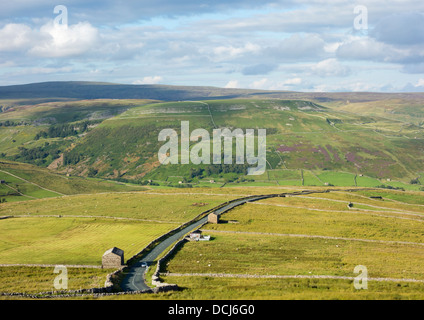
(0, 82), (423, 190)
(0, 160), (146, 202)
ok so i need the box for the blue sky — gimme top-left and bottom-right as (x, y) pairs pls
(0, 0), (424, 92)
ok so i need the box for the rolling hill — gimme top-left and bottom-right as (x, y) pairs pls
(0, 82), (423, 191)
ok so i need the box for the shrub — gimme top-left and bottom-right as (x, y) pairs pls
(410, 178), (420, 185)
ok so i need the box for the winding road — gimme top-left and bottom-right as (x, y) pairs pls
(120, 188), (375, 292)
(120, 194), (273, 291)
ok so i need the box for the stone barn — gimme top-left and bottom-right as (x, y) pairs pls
(208, 212), (219, 224)
(102, 247), (124, 269)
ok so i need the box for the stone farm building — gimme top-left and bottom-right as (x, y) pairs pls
(102, 247), (124, 268)
(208, 212), (219, 224)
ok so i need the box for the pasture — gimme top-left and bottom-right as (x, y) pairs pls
(151, 188), (424, 299)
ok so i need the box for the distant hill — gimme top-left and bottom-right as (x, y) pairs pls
(0, 81), (276, 102)
(1, 81), (424, 103)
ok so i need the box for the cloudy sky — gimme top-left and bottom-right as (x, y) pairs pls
(0, 0), (424, 92)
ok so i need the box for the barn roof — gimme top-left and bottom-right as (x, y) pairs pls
(103, 247), (124, 257)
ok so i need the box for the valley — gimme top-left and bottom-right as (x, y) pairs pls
(0, 82), (423, 300)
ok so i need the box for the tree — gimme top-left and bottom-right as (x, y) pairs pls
(410, 178), (421, 185)
(87, 168), (98, 177)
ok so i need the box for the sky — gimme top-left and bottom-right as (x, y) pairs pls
(0, 0), (424, 92)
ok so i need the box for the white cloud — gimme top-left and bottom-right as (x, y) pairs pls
(268, 78), (304, 90)
(264, 33), (327, 62)
(30, 22), (99, 58)
(133, 76), (163, 85)
(324, 42), (342, 54)
(211, 42), (260, 61)
(249, 78), (270, 90)
(0, 21), (99, 58)
(312, 81), (386, 93)
(336, 37), (408, 63)
(311, 58), (351, 77)
(0, 23), (36, 51)
(224, 80), (240, 88)
(248, 77), (303, 90)
(283, 78), (302, 85)
(1, 1), (424, 91)
(415, 79), (424, 88)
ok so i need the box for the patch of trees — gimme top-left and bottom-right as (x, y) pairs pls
(87, 168), (98, 177)
(113, 177), (158, 186)
(376, 184), (405, 191)
(35, 124), (77, 140)
(204, 164), (249, 176)
(0, 120), (28, 127)
(34, 120), (100, 140)
(63, 151), (82, 165)
(183, 164), (250, 182)
(15, 143), (61, 164)
(410, 178), (421, 185)
(17, 147), (49, 161)
(264, 128), (278, 135)
(140, 180), (159, 186)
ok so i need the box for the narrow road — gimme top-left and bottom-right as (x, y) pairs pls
(120, 195), (271, 291)
(120, 188), (375, 292)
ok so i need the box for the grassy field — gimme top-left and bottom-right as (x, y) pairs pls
(0, 160), (148, 202)
(0, 266), (112, 294)
(0, 190), (236, 221)
(137, 277), (424, 300)
(0, 187), (423, 299)
(163, 232), (424, 278)
(357, 189), (424, 204)
(0, 217), (178, 265)
(0, 187), (241, 295)
(136, 188), (424, 300)
(0, 188), (240, 267)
